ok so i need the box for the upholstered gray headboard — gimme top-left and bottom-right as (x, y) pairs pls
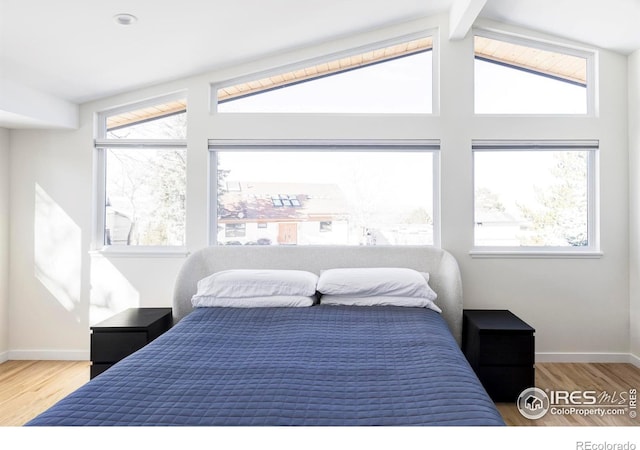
(172, 246), (464, 345)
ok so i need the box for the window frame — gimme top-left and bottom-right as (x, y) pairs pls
(92, 92), (188, 256)
(470, 140), (601, 258)
(207, 139), (441, 248)
(473, 29), (597, 117)
(210, 30), (439, 115)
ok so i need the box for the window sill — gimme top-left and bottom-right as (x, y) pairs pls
(472, 113), (594, 119)
(90, 246), (190, 258)
(469, 249), (603, 259)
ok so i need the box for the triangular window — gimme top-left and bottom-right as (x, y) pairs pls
(105, 99), (187, 139)
(474, 34), (591, 114)
(216, 37), (433, 113)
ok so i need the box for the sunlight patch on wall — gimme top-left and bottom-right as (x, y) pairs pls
(89, 253), (140, 325)
(34, 184), (82, 316)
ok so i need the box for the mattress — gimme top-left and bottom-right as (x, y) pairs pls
(26, 306), (505, 426)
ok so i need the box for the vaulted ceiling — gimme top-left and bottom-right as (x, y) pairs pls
(1, 0), (639, 129)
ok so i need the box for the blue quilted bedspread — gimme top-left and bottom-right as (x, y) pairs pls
(27, 306), (505, 426)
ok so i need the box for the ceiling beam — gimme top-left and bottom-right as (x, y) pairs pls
(0, 79), (78, 129)
(449, 0), (488, 41)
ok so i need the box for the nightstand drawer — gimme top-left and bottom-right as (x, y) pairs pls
(91, 331), (147, 363)
(478, 365), (535, 402)
(462, 309), (536, 402)
(478, 333), (534, 366)
(89, 308), (173, 379)
(90, 363), (113, 379)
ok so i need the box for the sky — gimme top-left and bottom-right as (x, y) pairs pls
(218, 52), (433, 114)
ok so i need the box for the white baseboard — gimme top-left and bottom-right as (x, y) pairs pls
(2, 349), (639, 366)
(536, 352), (635, 364)
(8, 350), (89, 361)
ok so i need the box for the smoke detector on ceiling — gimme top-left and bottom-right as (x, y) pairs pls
(113, 13), (138, 26)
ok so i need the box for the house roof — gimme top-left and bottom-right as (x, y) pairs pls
(219, 182), (349, 223)
(475, 210), (521, 225)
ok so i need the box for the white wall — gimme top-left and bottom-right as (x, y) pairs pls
(6, 15), (633, 361)
(0, 128), (9, 361)
(8, 126), (93, 359)
(629, 49), (640, 363)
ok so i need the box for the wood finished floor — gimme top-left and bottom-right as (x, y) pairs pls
(497, 362), (640, 426)
(0, 360), (90, 426)
(0, 360), (638, 426)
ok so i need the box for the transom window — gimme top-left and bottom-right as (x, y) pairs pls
(105, 99), (187, 139)
(214, 35), (434, 114)
(474, 32), (593, 115)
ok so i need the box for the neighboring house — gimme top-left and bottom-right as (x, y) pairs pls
(218, 181), (350, 245)
(105, 198), (134, 246)
(474, 210), (523, 247)
(105, 210), (133, 245)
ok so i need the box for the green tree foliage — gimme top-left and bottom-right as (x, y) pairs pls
(106, 112), (187, 246)
(475, 187), (506, 213)
(518, 152), (588, 246)
(403, 207), (433, 225)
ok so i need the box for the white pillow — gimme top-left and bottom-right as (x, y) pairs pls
(192, 295), (315, 308)
(320, 295), (442, 313)
(193, 269), (319, 299)
(316, 267), (437, 301)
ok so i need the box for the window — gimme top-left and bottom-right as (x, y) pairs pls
(210, 140), (439, 246)
(474, 32), (593, 115)
(105, 99), (187, 139)
(95, 95), (187, 250)
(104, 146), (186, 246)
(215, 35), (433, 114)
(225, 223), (246, 239)
(320, 221), (333, 232)
(473, 140), (599, 254)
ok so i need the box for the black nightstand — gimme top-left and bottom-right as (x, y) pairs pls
(90, 307), (173, 379)
(462, 309), (535, 402)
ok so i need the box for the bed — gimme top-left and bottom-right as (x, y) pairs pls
(26, 246), (505, 426)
